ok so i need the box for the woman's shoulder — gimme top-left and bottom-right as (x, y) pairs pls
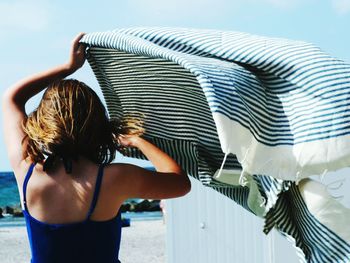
(103, 163), (140, 182)
(102, 163), (155, 198)
(103, 162), (152, 179)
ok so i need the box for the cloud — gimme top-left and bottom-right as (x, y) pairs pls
(0, 0), (50, 31)
(332, 0), (350, 15)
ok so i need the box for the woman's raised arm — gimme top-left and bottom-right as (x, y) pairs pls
(109, 136), (191, 200)
(2, 33), (86, 168)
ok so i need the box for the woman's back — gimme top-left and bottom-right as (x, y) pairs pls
(22, 159), (124, 224)
(21, 160), (123, 263)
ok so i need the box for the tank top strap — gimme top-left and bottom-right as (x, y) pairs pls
(23, 163), (36, 211)
(86, 164), (105, 220)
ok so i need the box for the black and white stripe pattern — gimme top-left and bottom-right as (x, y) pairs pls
(112, 27), (350, 145)
(87, 48), (242, 179)
(81, 27), (350, 262)
(264, 184), (350, 263)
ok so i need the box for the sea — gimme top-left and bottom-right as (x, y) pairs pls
(0, 171), (162, 228)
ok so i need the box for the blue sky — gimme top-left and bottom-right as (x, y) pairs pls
(1, 0), (350, 171)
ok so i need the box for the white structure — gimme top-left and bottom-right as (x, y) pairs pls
(165, 171), (350, 263)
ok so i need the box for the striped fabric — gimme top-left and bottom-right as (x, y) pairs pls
(264, 183), (350, 263)
(81, 27), (350, 263)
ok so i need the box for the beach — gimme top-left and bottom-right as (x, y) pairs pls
(0, 219), (166, 263)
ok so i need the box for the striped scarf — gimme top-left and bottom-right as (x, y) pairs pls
(81, 27), (350, 263)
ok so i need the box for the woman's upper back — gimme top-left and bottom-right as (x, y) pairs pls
(21, 158), (124, 224)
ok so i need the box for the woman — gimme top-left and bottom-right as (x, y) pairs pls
(1, 33), (191, 263)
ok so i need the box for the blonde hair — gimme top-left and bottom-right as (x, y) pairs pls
(22, 79), (144, 172)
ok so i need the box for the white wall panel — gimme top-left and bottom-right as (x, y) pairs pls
(165, 167), (350, 263)
(165, 177), (300, 263)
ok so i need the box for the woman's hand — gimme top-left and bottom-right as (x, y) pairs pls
(118, 134), (141, 148)
(66, 33), (86, 73)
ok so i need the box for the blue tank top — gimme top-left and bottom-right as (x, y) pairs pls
(22, 163), (122, 263)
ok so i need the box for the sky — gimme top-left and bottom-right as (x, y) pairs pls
(1, 0), (350, 171)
